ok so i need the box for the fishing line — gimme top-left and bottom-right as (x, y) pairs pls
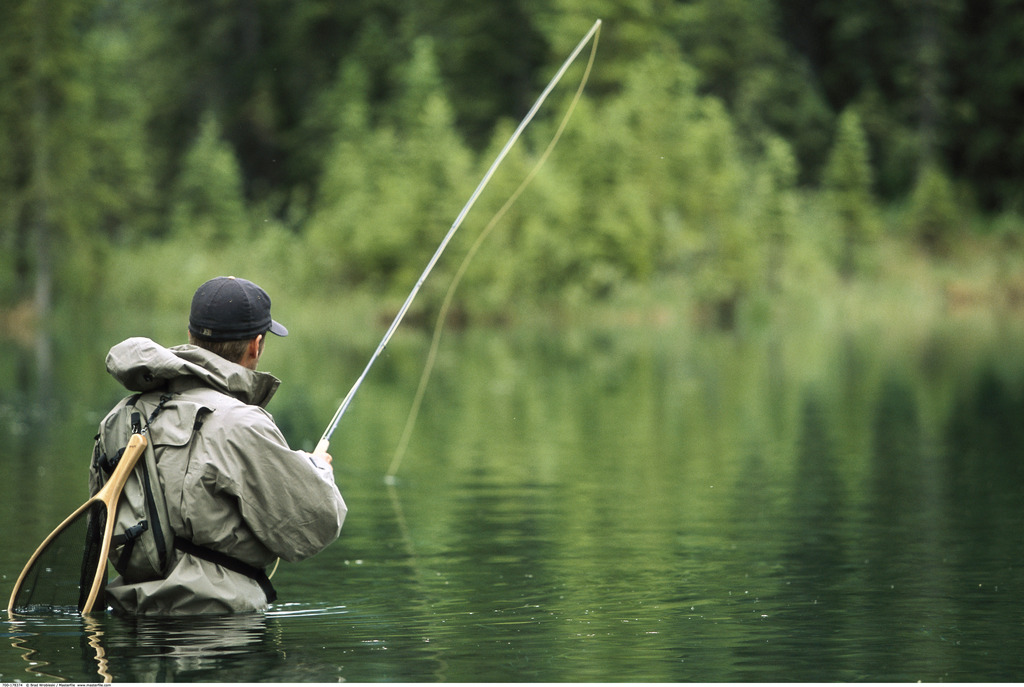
(315, 19), (602, 455)
(386, 23), (601, 480)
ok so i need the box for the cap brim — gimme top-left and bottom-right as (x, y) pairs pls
(269, 319), (288, 337)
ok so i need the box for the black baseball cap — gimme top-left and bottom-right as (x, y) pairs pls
(188, 276), (289, 341)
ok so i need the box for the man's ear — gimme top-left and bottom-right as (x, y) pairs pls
(243, 334), (263, 369)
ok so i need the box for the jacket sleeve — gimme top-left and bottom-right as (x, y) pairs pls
(217, 406), (347, 562)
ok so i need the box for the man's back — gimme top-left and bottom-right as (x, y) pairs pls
(93, 337), (346, 615)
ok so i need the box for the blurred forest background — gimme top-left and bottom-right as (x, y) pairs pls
(2, 0), (1023, 335)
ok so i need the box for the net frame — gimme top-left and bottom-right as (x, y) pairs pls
(7, 434), (147, 615)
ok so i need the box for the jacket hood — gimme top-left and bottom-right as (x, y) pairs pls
(106, 337), (280, 408)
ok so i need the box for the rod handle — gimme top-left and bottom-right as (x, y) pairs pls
(313, 438), (330, 456)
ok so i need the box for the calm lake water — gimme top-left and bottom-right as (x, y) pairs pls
(1, 310), (1023, 682)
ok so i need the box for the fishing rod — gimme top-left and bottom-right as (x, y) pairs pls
(314, 19), (602, 456)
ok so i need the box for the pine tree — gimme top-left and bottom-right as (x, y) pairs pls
(907, 163), (959, 256)
(757, 136), (799, 292)
(169, 112), (251, 244)
(824, 109), (878, 277)
(0, 0), (155, 309)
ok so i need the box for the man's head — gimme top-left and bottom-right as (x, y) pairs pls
(187, 276), (288, 368)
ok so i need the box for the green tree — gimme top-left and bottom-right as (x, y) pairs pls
(303, 59), (376, 286)
(774, 0), (976, 202)
(0, 0), (155, 310)
(755, 136), (799, 292)
(293, 12), (410, 208)
(405, 1), (548, 148)
(824, 109), (878, 278)
(306, 39), (472, 296)
(776, 0), (914, 196)
(506, 52), (707, 301)
(689, 100), (758, 328)
(534, 0), (683, 96)
(947, 0), (1024, 209)
(169, 112), (252, 244)
(675, 0), (832, 182)
(0, 0), (73, 312)
(906, 163), (960, 256)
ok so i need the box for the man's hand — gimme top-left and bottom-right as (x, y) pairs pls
(306, 450), (334, 471)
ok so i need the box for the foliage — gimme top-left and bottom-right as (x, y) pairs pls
(676, 0), (834, 179)
(754, 136), (800, 292)
(305, 39), (473, 296)
(1, 0), (1023, 331)
(170, 112), (252, 244)
(823, 109), (878, 278)
(906, 163), (960, 256)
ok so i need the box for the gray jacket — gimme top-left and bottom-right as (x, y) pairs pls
(92, 337), (347, 614)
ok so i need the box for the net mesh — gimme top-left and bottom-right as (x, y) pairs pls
(10, 502), (107, 614)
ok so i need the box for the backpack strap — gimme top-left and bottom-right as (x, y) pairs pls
(172, 537), (278, 603)
(136, 393), (175, 572)
(112, 521), (149, 571)
(93, 394), (143, 476)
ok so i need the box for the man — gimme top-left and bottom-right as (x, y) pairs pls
(90, 276), (347, 614)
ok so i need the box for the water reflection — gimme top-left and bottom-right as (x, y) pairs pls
(6, 612), (284, 683)
(84, 616), (114, 683)
(7, 616), (76, 682)
(108, 613), (284, 682)
(3, 318), (1024, 681)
